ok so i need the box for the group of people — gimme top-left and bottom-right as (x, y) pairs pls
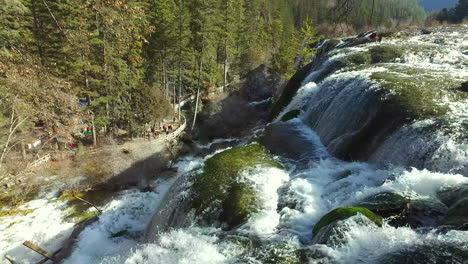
(143, 124), (176, 140)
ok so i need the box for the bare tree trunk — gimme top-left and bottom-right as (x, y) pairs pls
(162, 50), (168, 99)
(21, 141), (26, 160)
(223, 0), (229, 93)
(0, 106), (28, 168)
(191, 57), (203, 130)
(172, 75), (177, 117)
(178, 66), (182, 121)
(92, 113), (97, 147)
(178, 3), (183, 121)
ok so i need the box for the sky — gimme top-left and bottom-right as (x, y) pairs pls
(419, 0), (458, 12)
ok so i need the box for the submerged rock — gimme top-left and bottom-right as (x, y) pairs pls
(441, 198), (468, 230)
(437, 184), (468, 208)
(281, 109), (301, 122)
(369, 45), (404, 63)
(191, 144), (279, 228)
(227, 236), (332, 264)
(378, 245), (468, 264)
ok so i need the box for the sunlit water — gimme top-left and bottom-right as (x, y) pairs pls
(1, 28), (467, 263)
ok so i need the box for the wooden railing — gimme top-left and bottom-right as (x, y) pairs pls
(153, 116), (187, 143)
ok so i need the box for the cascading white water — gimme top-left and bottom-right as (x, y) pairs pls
(2, 28), (467, 264)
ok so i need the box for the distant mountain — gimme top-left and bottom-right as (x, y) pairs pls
(419, 0), (458, 11)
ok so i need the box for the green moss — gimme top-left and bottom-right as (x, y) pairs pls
(369, 45), (404, 63)
(344, 51), (372, 65)
(64, 206), (99, 224)
(371, 71), (461, 120)
(0, 208), (34, 217)
(280, 109), (300, 122)
(221, 182), (258, 227)
(58, 189), (114, 224)
(191, 144), (279, 227)
(76, 211), (99, 225)
(312, 207), (383, 238)
(0, 190), (39, 210)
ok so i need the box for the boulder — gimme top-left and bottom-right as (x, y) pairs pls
(191, 144), (279, 228)
(241, 64), (283, 102)
(401, 199), (448, 228)
(312, 207), (383, 245)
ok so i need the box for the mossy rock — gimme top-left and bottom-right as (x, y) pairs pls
(369, 45), (404, 63)
(312, 207), (383, 238)
(441, 198), (468, 230)
(221, 182), (258, 227)
(358, 192), (410, 218)
(280, 109), (300, 122)
(346, 51), (372, 65)
(370, 70), (462, 120)
(191, 144), (279, 228)
(437, 184), (468, 207)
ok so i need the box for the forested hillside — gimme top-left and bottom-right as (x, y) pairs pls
(0, 0), (302, 142)
(288, 0), (426, 33)
(431, 0), (468, 24)
(1, 0), (431, 175)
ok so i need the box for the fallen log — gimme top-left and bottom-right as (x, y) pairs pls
(22, 241), (55, 262)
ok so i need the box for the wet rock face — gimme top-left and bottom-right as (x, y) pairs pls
(240, 64), (283, 102)
(401, 199), (448, 228)
(272, 27), (468, 172)
(260, 122), (318, 162)
(197, 95), (261, 140)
